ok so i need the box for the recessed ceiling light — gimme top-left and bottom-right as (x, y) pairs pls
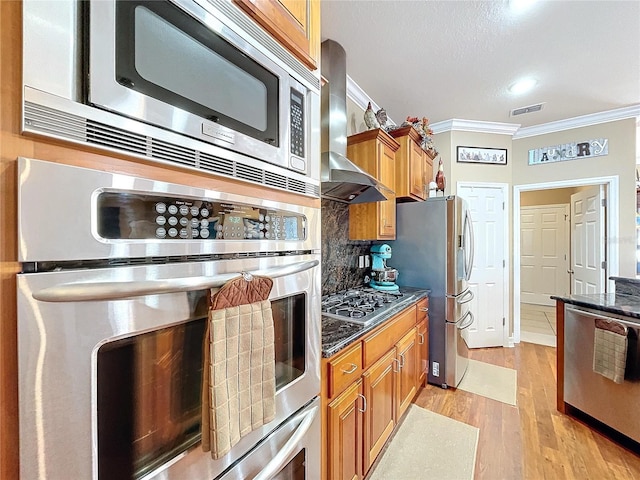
(508, 78), (537, 95)
(510, 0), (537, 14)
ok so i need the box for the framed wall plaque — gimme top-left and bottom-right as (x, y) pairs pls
(457, 146), (507, 165)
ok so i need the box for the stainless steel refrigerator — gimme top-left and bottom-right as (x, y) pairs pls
(390, 196), (475, 388)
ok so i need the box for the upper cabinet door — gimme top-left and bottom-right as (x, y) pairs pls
(234, 0), (320, 70)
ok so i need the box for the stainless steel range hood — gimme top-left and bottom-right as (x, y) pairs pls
(321, 40), (387, 204)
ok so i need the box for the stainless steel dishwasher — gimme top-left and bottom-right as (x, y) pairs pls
(564, 305), (640, 443)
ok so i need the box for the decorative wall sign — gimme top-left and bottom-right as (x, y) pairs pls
(457, 146), (507, 165)
(528, 138), (608, 165)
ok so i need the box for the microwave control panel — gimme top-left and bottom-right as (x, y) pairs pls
(96, 192), (306, 241)
(289, 87), (305, 161)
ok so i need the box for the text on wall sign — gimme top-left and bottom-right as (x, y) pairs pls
(528, 138), (608, 165)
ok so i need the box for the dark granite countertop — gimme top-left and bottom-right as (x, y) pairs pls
(322, 286), (429, 358)
(551, 293), (640, 320)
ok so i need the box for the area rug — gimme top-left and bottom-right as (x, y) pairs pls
(368, 404), (479, 480)
(457, 359), (517, 406)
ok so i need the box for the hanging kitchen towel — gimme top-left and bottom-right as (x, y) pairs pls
(201, 274), (275, 460)
(592, 318), (628, 384)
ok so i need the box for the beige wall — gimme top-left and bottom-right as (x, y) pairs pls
(446, 132), (513, 195)
(520, 187), (578, 206)
(513, 118), (637, 279)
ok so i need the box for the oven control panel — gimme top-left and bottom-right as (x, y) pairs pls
(97, 192), (306, 241)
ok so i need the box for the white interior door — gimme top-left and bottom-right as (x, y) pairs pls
(457, 184), (507, 348)
(520, 205), (569, 306)
(570, 185), (606, 294)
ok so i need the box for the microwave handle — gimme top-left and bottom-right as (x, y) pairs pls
(252, 404), (318, 480)
(31, 260), (319, 302)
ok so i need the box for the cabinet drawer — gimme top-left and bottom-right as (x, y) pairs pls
(416, 298), (429, 321)
(363, 305), (417, 369)
(327, 343), (363, 399)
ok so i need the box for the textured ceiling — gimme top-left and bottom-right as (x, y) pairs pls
(320, 0), (640, 129)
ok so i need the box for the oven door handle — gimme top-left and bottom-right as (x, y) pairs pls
(252, 404), (319, 480)
(31, 260), (319, 302)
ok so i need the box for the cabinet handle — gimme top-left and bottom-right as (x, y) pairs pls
(418, 332), (425, 345)
(399, 353), (405, 368)
(340, 363), (358, 374)
(358, 393), (367, 413)
(419, 307), (429, 313)
(392, 358), (400, 373)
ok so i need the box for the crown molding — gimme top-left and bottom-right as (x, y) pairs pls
(513, 104), (640, 139)
(430, 118), (521, 136)
(346, 78), (640, 139)
(346, 75), (397, 126)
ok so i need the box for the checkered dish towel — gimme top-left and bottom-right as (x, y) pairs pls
(592, 318), (628, 384)
(202, 275), (275, 459)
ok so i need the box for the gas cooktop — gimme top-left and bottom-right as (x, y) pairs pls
(321, 287), (405, 324)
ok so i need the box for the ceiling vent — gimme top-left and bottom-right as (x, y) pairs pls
(511, 103), (545, 116)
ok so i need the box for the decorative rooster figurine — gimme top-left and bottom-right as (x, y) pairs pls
(435, 158), (446, 194)
(364, 102), (380, 130)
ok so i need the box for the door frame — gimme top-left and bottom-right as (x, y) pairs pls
(513, 176), (619, 343)
(457, 181), (510, 347)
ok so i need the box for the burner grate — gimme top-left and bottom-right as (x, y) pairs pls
(321, 287), (404, 321)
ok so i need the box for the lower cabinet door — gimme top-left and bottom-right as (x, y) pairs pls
(396, 327), (418, 420)
(362, 349), (396, 474)
(327, 380), (363, 480)
(417, 319), (428, 387)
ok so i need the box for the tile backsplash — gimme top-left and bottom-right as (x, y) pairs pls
(321, 199), (372, 295)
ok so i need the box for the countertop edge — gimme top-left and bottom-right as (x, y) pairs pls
(551, 294), (640, 319)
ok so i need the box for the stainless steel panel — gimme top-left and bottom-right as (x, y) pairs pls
(564, 305), (640, 443)
(18, 158), (320, 262)
(392, 197), (475, 388)
(218, 398), (320, 480)
(22, 90), (320, 198)
(18, 253), (321, 480)
(23, 0), (82, 101)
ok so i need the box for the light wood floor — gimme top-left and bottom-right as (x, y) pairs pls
(414, 342), (640, 479)
(520, 303), (557, 347)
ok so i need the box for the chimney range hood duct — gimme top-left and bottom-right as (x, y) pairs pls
(321, 40), (388, 204)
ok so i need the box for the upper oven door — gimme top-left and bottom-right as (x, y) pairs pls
(17, 253), (321, 480)
(89, 0), (307, 174)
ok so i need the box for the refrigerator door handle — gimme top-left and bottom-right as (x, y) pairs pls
(464, 208), (475, 281)
(457, 289), (474, 304)
(457, 310), (475, 330)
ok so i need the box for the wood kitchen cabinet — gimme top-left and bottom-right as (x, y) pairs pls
(347, 129), (400, 241)
(416, 298), (429, 386)
(395, 327), (418, 420)
(233, 0), (320, 70)
(389, 125), (437, 202)
(389, 125), (426, 201)
(424, 149), (436, 193)
(362, 349), (396, 473)
(327, 380), (363, 480)
(322, 298), (428, 480)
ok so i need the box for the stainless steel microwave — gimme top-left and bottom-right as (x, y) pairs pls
(22, 0), (321, 197)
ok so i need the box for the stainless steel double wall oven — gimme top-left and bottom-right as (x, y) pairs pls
(17, 159), (321, 479)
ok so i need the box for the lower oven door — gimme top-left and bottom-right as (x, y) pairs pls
(17, 253), (320, 480)
(220, 397), (320, 480)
